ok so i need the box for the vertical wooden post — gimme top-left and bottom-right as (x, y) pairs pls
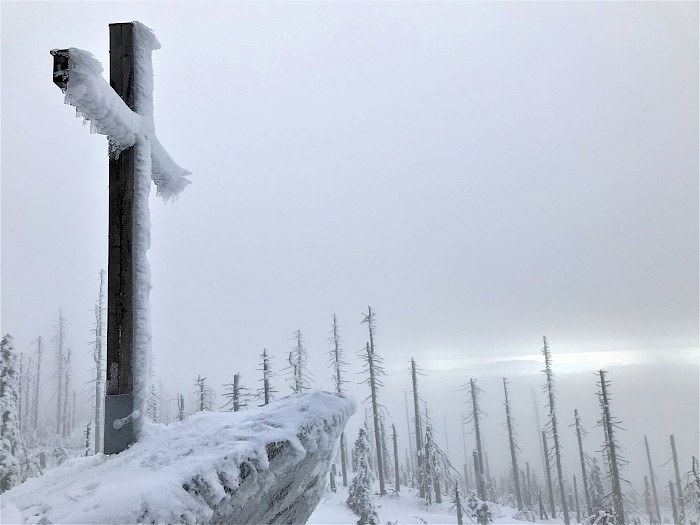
(105, 22), (136, 455)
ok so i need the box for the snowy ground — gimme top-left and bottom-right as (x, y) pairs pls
(309, 483), (565, 525)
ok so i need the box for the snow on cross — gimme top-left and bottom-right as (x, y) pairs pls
(50, 21), (190, 454)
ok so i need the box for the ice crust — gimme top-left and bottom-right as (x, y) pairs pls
(1, 391), (356, 524)
(60, 22), (191, 200)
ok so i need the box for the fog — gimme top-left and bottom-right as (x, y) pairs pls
(1, 0), (697, 506)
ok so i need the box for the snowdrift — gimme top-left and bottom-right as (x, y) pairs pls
(1, 391), (356, 524)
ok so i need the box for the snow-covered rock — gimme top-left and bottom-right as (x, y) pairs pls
(1, 391), (356, 524)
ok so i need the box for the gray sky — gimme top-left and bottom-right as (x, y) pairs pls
(1, 0), (698, 496)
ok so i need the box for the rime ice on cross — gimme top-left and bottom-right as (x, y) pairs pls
(51, 22), (190, 454)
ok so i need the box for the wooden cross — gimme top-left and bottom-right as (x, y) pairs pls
(51, 22), (190, 454)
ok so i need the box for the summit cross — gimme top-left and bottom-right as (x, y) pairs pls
(50, 22), (190, 454)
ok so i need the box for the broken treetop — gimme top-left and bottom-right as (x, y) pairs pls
(51, 21), (191, 200)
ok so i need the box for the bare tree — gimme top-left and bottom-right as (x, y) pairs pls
(288, 330), (310, 394)
(670, 480), (680, 525)
(177, 393), (185, 421)
(574, 409), (593, 516)
(361, 307), (386, 496)
(542, 430), (556, 517)
(598, 370), (625, 524)
(222, 373), (249, 412)
(542, 336), (569, 524)
(93, 270), (105, 453)
(411, 358), (425, 498)
(62, 348), (71, 437)
(54, 310), (66, 435)
(194, 375), (213, 411)
(404, 391), (415, 479)
(392, 423), (400, 493)
(465, 378), (487, 500)
(452, 480), (465, 525)
(32, 336), (42, 429)
(257, 349), (275, 406)
(328, 314), (349, 486)
(503, 377), (522, 510)
(644, 435), (661, 523)
(671, 434), (686, 524)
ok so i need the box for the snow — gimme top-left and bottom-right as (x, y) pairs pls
(310, 483), (566, 525)
(1, 391), (356, 524)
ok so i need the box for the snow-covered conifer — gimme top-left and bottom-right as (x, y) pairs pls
(288, 330), (311, 394)
(1, 334), (23, 493)
(347, 427), (379, 525)
(466, 490), (493, 525)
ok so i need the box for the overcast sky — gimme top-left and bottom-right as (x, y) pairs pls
(1, 1), (697, 494)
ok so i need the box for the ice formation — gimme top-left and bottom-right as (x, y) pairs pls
(1, 391), (356, 524)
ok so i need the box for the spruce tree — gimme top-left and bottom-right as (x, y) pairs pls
(347, 427), (379, 525)
(0, 334), (22, 493)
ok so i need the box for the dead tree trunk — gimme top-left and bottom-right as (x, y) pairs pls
(644, 476), (653, 524)
(671, 434), (685, 524)
(598, 370), (625, 524)
(454, 481), (464, 525)
(392, 424), (400, 492)
(94, 270), (106, 453)
(55, 310), (66, 435)
(574, 409), (593, 517)
(177, 394), (184, 421)
(503, 377), (523, 510)
(542, 430), (556, 518)
(62, 349), (71, 437)
(412, 358), (425, 498)
(33, 336), (42, 429)
(366, 342), (385, 496)
(258, 348), (274, 406)
(573, 474), (581, 524)
(469, 378), (486, 500)
(329, 314), (348, 487)
(542, 336), (570, 524)
(363, 308), (385, 496)
(404, 391), (415, 477)
(645, 434), (661, 524)
(670, 480), (679, 525)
